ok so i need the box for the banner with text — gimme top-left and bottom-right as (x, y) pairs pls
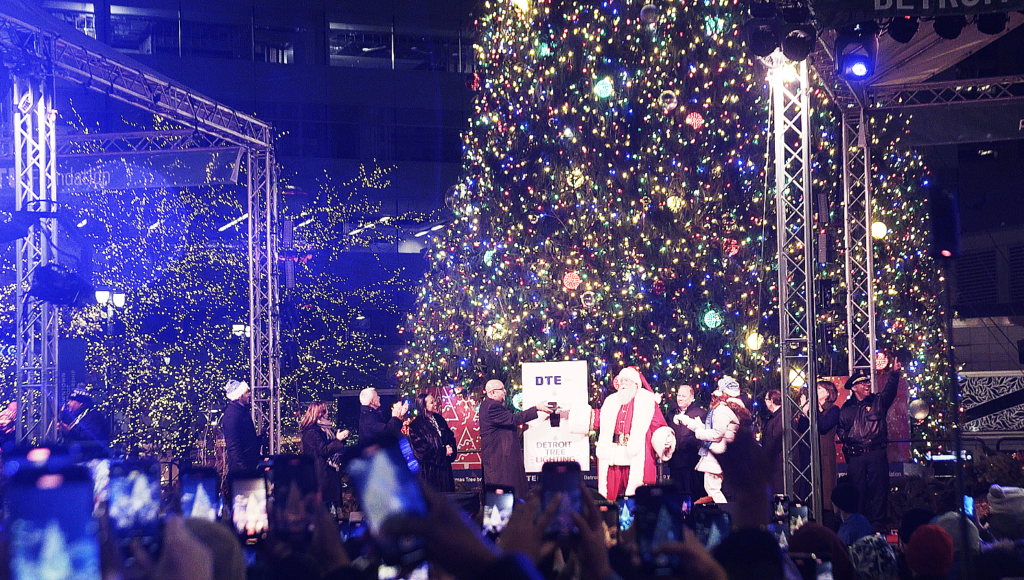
(522, 360), (591, 472)
(815, 0), (1024, 29)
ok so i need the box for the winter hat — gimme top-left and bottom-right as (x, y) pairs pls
(830, 481), (860, 514)
(988, 484), (1024, 515)
(850, 535), (897, 580)
(905, 524), (954, 577)
(225, 380), (249, 401)
(718, 376), (740, 398)
(68, 388), (94, 405)
(616, 367), (642, 390)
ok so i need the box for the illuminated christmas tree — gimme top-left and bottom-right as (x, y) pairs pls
(396, 0), (772, 401)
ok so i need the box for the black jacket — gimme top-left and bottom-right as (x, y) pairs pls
(837, 371), (900, 454)
(479, 397), (538, 495)
(301, 424), (346, 504)
(668, 402), (707, 469)
(223, 400), (261, 472)
(409, 411), (457, 492)
(358, 405), (403, 441)
(64, 406), (110, 458)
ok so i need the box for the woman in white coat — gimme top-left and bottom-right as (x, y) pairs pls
(677, 376), (750, 504)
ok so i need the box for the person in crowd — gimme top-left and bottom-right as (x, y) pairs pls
(59, 387), (110, 457)
(678, 376), (749, 504)
(712, 527), (787, 580)
(357, 387), (406, 441)
(479, 379), (553, 495)
(813, 380), (841, 511)
(299, 401), (349, 510)
(669, 383), (707, 499)
(0, 400), (17, 449)
(836, 358), (901, 530)
(222, 380), (261, 472)
(930, 481), (980, 577)
(850, 534), (898, 580)
(832, 480), (873, 546)
(985, 483), (1024, 540)
(596, 367), (676, 501)
(761, 389), (784, 497)
(788, 522), (858, 580)
(896, 507), (937, 580)
(409, 392), (458, 492)
(904, 524), (953, 580)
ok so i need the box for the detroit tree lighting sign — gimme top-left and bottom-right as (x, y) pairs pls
(521, 361), (592, 472)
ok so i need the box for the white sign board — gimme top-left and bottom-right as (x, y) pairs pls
(521, 360), (591, 472)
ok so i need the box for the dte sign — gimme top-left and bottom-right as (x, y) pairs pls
(535, 376), (562, 385)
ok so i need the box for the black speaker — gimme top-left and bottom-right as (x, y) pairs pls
(1017, 339), (1024, 365)
(927, 183), (960, 259)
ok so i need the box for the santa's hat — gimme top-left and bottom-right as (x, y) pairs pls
(616, 367), (652, 391)
(718, 376), (741, 398)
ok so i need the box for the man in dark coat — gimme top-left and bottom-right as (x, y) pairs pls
(222, 380), (261, 472)
(358, 387), (407, 441)
(761, 389), (785, 497)
(668, 384), (707, 499)
(837, 358), (901, 531)
(478, 379), (553, 495)
(59, 388), (110, 458)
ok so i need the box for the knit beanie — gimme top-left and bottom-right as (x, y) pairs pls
(718, 376), (740, 398)
(850, 535), (897, 580)
(831, 481), (860, 514)
(988, 484), (1024, 515)
(905, 524), (954, 577)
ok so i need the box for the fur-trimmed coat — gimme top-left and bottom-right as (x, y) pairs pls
(596, 388), (676, 499)
(680, 396), (748, 476)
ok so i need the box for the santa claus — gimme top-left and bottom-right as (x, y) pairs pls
(596, 367), (676, 501)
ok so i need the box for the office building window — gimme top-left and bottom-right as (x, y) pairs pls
(254, 27), (298, 65)
(110, 5), (178, 55)
(328, 23), (474, 72)
(42, 1), (96, 38)
(182, 20), (242, 59)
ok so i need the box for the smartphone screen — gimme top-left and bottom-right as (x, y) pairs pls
(7, 465), (101, 580)
(181, 468), (219, 521)
(270, 455), (318, 541)
(791, 553), (833, 580)
(687, 505), (731, 550)
(617, 496), (636, 531)
(230, 472), (269, 544)
(84, 458), (111, 516)
(790, 503), (809, 535)
(483, 485), (515, 538)
(772, 494), (790, 524)
(964, 495), (975, 518)
(345, 438), (428, 566)
(540, 461), (582, 540)
(636, 485), (685, 572)
(108, 460), (163, 561)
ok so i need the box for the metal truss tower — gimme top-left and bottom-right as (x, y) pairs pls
(11, 66), (60, 444)
(842, 107), (878, 391)
(771, 61), (822, 520)
(1, 8), (281, 450)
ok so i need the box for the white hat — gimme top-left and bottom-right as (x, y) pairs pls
(225, 380), (249, 401)
(718, 376), (740, 398)
(616, 367), (642, 388)
(988, 484), (1024, 515)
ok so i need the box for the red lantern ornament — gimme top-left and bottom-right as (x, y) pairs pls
(685, 111), (704, 130)
(875, 352), (889, 370)
(562, 270), (582, 291)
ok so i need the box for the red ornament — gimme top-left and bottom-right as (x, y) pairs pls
(466, 72), (481, 91)
(875, 352), (889, 370)
(685, 111), (704, 130)
(562, 270), (582, 291)
(722, 238), (740, 256)
(653, 280), (666, 295)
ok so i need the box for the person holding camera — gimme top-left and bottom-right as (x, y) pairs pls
(836, 358), (901, 531)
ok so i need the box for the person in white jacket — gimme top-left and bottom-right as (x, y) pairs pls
(677, 376), (750, 504)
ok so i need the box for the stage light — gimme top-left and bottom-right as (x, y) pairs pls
(746, 1), (781, 58)
(934, 15), (967, 40)
(887, 16), (919, 43)
(976, 12), (1008, 35)
(218, 213), (248, 232)
(29, 264), (94, 306)
(781, 24), (816, 61)
(835, 22), (879, 81)
(112, 292), (126, 308)
(95, 290), (111, 304)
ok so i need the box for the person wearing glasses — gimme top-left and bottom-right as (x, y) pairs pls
(478, 379), (554, 495)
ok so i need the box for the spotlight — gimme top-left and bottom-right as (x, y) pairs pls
(749, 1), (777, 19)
(748, 20), (782, 57)
(835, 21), (879, 81)
(29, 264), (95, 306)
(887, 16), (919, 43)
(933, 14), (967, 39)
(976, 12), (1008, 35)
(781, 24), (816, 61)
